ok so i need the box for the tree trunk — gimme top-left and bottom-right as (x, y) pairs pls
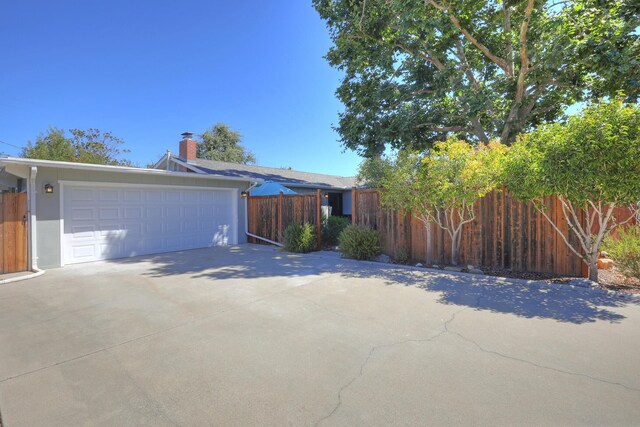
(588, 257), (599, 283)
(451, 241), (460, 266)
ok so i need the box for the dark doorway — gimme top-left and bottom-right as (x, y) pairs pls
(327, 192), (343, 216)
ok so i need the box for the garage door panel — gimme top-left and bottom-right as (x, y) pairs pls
(99, 207), (120, 220)
(98, 189), (119, 202)
(72, 244), (98, 260)
(144, 190), (162, 203)
(124, 207), (142, 219)
(166, 191), (181, 203)
(63, 184), (236, 264)
(145, 207), (163, 219)
(69, 188), (94, 201)
(99, 224), (120, 236)
(70, 208), (94, 221)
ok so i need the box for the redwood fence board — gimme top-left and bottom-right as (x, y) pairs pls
(0, 192), (28, 274)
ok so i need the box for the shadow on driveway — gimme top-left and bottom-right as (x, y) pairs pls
(111, 245), (639, 325)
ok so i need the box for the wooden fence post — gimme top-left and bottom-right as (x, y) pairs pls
(316, 189), (322, 249)
(351, 187), (357, 224)
(277, 191), (283, 243)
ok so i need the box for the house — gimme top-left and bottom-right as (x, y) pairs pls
(0, 156), (252, 271)
(0, 133), (357, 272)
(153, 133), (356, 216)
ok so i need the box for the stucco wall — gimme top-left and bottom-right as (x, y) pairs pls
(35, 167), (250, 268)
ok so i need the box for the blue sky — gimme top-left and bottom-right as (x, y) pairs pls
(0, 0), (362, 176)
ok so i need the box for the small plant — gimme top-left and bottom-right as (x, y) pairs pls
(283, 223), (316, 253)
(393, 247), (409, 264)
(338, 224), (382, 260)
(322, 216), (350, 247)
(602, 225), (640, 280)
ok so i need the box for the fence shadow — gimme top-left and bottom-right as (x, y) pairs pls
(109, 245), (638, 325)
(335, 262), (636, 324)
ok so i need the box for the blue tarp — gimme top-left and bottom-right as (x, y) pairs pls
(250, 181), (297, 196)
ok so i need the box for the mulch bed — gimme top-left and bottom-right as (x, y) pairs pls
(596, 268), (640, 294)
(479, 266), (640, 294)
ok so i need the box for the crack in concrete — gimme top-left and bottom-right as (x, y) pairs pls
(314, 308), (466, 426)
(445, 328), (640, 393)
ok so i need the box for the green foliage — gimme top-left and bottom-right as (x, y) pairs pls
(381, 139), (507, 224)
(197, 123), (256, 164)
(338, 224), (382, 260)
(504, 97), (640, 282)
(603, 226), (640, 280)
(381, 138), (507, 265)
(393, 248), (409, 264)
(505, 97), (640, 207)
(322, 215), (350, 247)
(314, 0), (640, 155)
(356, 155), (391, 188)
(283, 223), (316, 253)
(21, 127), (132, 166)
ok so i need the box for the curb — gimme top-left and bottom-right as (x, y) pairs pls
(0, 268), (45, 286)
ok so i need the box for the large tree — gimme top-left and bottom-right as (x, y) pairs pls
(197, 123), (256, 164)
(504, 97), (640, 283)
(356, 155), (391, 188)
(22, 127), (132, 166)
(314, 0), (640, 156)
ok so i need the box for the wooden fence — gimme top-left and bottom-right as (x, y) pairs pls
(352, 188), (637, 277)
(0, 192), (28, 274)
(246, 186), (636, 277)
(247, 190), (321, 247)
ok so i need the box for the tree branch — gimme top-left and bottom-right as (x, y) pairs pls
(500, 0), (535, 142)
(537, 205), (587, 261)
(426, 0), (513, 75)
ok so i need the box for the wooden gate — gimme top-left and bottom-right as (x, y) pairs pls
(0, 192), (28, 274)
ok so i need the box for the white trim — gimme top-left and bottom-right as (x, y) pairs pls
(169, 157), (206, 174)
(152, 154), (168, 170)
(233, 188), (240, 245)
(0, 157), (259, 183)
(58, 180), (241, 192)
(28, 167), (38, 270)
(59, 181), (65, 267)
(59, 180), (241, 264)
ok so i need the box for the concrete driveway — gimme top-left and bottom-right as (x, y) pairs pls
(1, 245), (639, 426)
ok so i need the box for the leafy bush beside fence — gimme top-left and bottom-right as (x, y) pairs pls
(283, 223), (316, 253)
(322, 216), (350, 246)
(338, 224), (382, 260)
(603, 226), (640, 280)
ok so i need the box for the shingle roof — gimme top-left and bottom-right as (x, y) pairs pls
(188, 158), (357, 189)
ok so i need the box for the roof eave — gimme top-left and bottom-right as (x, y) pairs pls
(0, 157), (262, 184)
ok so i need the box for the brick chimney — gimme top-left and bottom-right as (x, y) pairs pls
(179, 132), (197, 161)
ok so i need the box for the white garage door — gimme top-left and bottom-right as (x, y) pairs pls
(62, 183), (237, 264)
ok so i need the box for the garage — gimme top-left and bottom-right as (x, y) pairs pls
(61, 182), (238, 264)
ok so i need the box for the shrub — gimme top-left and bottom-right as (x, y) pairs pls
(338, 224), (382, 260)
(322, 216), (350, 246)
(602, 225), (640, 280)
(393, 248), (409, 264)
(283, 223), (316, 253)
